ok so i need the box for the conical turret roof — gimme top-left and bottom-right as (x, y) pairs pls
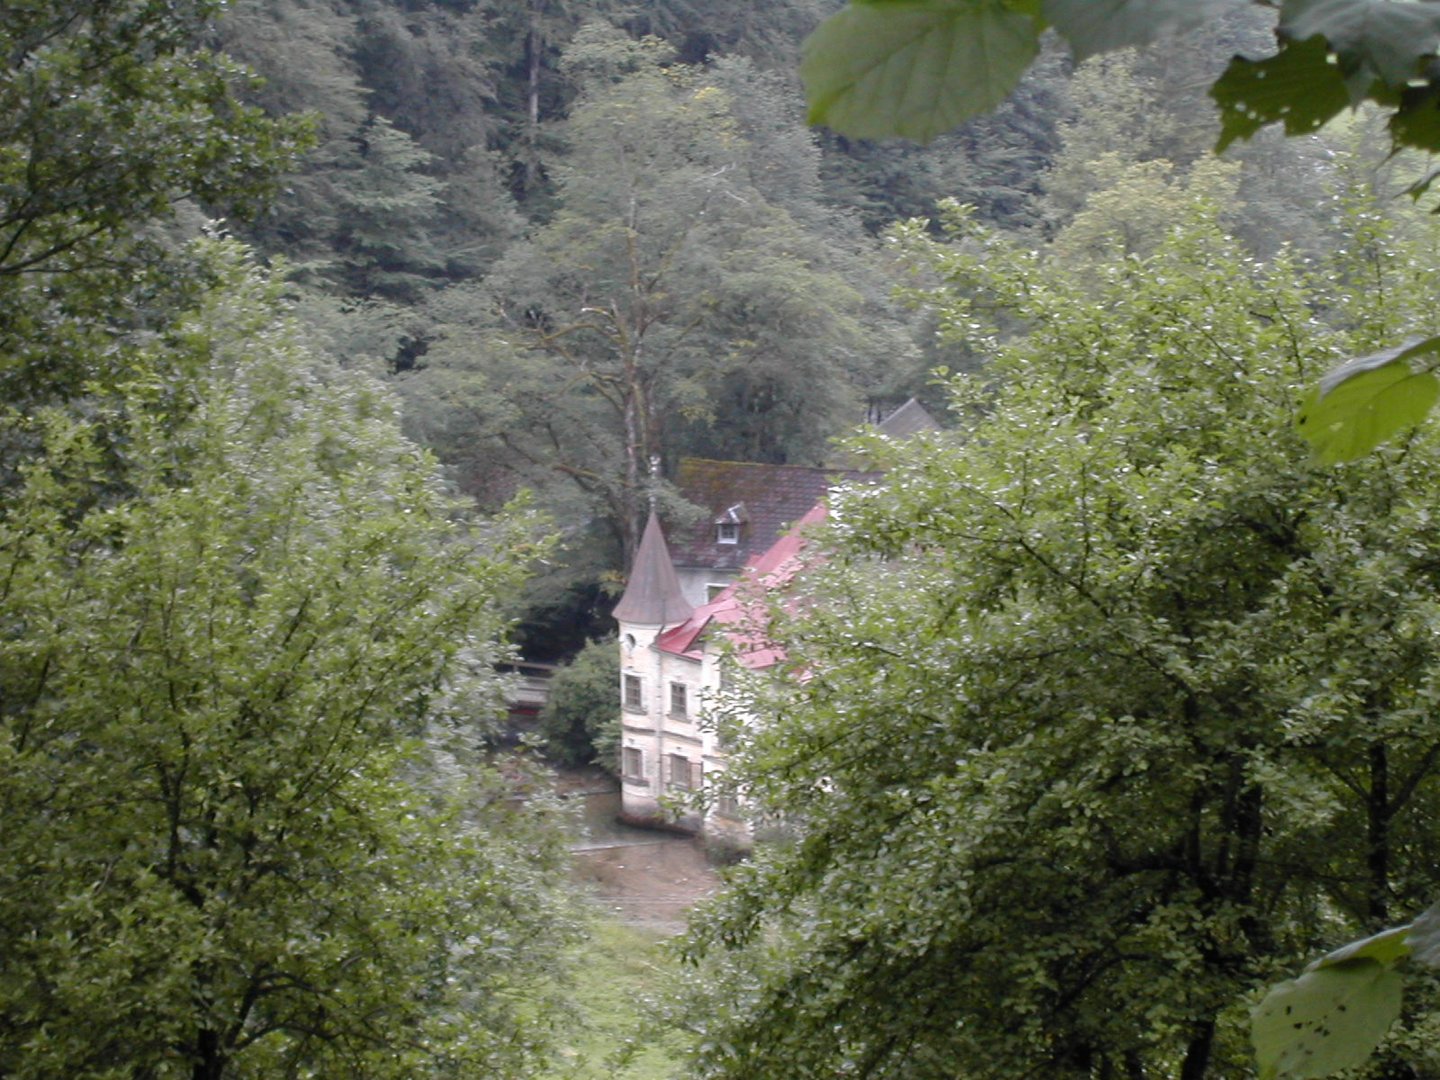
(613, 512), (693, 627)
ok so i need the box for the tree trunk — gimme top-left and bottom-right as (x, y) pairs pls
(1367, 741), (1391, 925)
(520, 5), (542, 196)
(620, 373), (641, 565)
(1179, 1019), (1214, 1080)
(191, 1027), (224, 1080)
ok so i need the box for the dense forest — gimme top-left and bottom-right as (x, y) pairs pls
(204, 0), (1362, 656)
(6, 0), (1440, 1077)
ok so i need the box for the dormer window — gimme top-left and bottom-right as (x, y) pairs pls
(714, 502), (747, 545)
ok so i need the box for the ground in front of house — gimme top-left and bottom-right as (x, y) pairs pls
(560, 765), (721, 933)
(545, 767), (722, 1078)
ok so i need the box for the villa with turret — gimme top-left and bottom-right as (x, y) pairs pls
(613, 500), (823, 839)
(611, 404), (939, 837)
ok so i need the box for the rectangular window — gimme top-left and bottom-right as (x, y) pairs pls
(622, 746), (646, 785)
(667, 753), (698, 791)
(716, 521), (740, 544)
(715, 790), (742, 819)
(623, 673), (643, 711)
(669, 681), (688, 718)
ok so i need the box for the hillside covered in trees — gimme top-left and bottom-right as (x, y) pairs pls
(202, 0), (1377, 654)
(8, 1), (1440, 1077)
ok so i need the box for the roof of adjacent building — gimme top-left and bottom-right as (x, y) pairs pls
(613, 512), (694, 627)
(875, 397), (941, 439)
(668, 458), (860, 573)
(656, 502), (826, 669)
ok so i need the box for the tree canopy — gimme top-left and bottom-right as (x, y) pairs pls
(401, 33), (912, 561)
(0, 5), (580, 1075)
(0, 241), (574, 1079)
(0, 0), (310, 412)
(681, 196), (1440, 1079)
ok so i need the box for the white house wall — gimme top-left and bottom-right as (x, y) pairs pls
(616, 621), (758, 839)
(697, 640), (750, 843)
(674, 566), (738, 609)
(617, 624), (707, 829)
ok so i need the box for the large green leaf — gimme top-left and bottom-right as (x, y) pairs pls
(1297, 336), (1440, 463)
(1212, 35), (1352, 151)
(1282, 0), (1440, 86)
(1252, 960), (1404, 1079)
(1043, 0), (1248, 60)
(1389, 82), (1440, 154)
(1308, 924), (1412, 970)
(801, 1), (1043, 142)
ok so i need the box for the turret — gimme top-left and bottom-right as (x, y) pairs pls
(614, 512), (694, 825)
(613, 512), (692, 628)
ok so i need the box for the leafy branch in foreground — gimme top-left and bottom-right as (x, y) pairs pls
(801, 0), (1440, 461)
(801, 0), (1440, 156)
(1296, 337), (1440, 464)
(1252, 903), (1440, 1079)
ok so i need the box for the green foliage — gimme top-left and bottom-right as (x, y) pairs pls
(0, 0), (309, 411)
(221, 3), (478, 308)
(0, 244), (574, 1078)
(405, 42), (909, 559)
(325, 114), (448, 301)
(540, 637), (622, 771)
(802, 0), (1440, 164)
(682, 199), (1440, 1078)
(1297, 337), (1440, 464)
(1052, 156), (1241, 262)
(0, 0), (307, 263)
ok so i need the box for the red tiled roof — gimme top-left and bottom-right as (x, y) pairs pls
(668, 459), (861, 574)
(656, 502), (826, 668)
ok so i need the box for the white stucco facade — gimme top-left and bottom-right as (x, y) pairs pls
(673, 566), (740, 610)
(613, 505), (823, 841)
(616, 617), (742, 836)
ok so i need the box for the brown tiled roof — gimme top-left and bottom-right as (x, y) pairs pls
(668, 458), (862, 574)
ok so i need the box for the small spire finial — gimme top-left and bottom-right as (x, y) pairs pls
(648, 454), (661, 512)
